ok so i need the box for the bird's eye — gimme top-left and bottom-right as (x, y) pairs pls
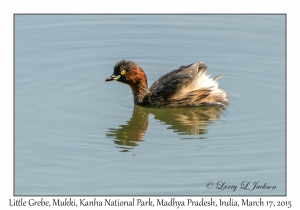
(120, 70), (126, 75)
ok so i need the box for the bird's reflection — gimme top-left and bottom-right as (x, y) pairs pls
(106, 104), (225, 151)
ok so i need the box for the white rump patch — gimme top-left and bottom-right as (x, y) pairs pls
(175, 69), (220, 98)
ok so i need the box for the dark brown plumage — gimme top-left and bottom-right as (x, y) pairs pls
(105, 60), (228, 107)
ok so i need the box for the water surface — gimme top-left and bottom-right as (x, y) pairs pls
(15, 14), (285, 195)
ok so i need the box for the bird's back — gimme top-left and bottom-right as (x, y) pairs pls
(144, 62), (227, 107)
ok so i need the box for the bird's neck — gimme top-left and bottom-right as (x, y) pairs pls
(130, 81), (149, 105)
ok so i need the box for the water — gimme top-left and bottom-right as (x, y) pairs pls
(14, 15), (285, 195)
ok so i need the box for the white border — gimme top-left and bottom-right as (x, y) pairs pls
(1, 0), (298, 209)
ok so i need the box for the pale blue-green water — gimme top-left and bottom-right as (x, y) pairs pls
(15, 15), (285, 195)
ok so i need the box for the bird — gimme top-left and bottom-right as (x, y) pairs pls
(105, 60), (227, 107)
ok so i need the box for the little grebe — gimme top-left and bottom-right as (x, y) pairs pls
(105, 60), (228, 107)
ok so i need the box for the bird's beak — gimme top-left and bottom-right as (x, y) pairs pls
(105, 74), (119, 82)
